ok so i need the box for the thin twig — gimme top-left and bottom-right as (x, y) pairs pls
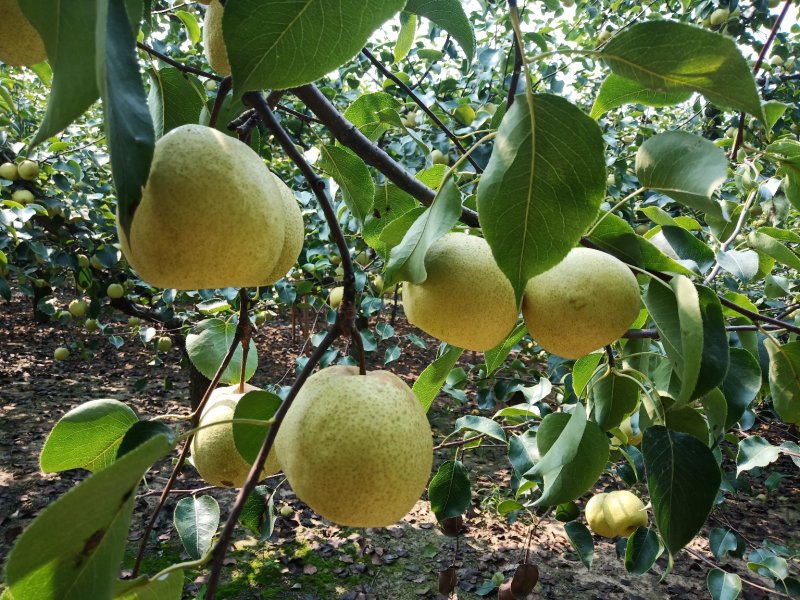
(136, 41), (223, 81)
(361, 49), (482, 173)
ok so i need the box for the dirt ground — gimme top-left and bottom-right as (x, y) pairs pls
(1, 288), (798, 599)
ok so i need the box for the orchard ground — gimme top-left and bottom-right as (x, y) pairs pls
(0, 289), (797, 599)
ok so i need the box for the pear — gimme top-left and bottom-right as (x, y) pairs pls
(265, 174), (304, 283)
(117, 124), (286, 290)
(522, 248), (640, 359)
(0, 0), (46, 66)
(276, 366), (433, 527)
(203, 0), (230, 75)
(403, 233), (518, 351)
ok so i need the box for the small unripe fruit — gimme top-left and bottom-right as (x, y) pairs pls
(0, 162), (18, 180)
(128, 316), (142, 327)
(68, 299), (88, 318)
(107, 283), (125, 299)
(597, 29), (613, 43)
(709, 8), (730, 26)
(254, 311), (268, 326)
(157, 336), (172, 352)
(329, 286), (344, 308)
(85, 319), (100, 332)
(431, 149), (449, 166)
(54, 347), (70, 361)
(453, 104), (476, 126)
(17, 160), (39, 181)
(279, 505), (294, 518)
(77, 254), (90, 269)
(12, 189), (34, 204)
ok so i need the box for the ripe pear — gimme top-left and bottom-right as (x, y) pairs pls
(0, 162), (18, 180)
(117, 124), (286, 290)
(17, 160), (38, 180)
(522, 248), (640, 359)
(403, 233), (518, 351)
(602, 490), (647, 536)
(0, 0), (47, 66)
(203, 0), (230, 75)
(585, 493), (616, 537)
(265, 174), (304, 283)
(191, 383), (280, 488)
(276, 366), (433, 527)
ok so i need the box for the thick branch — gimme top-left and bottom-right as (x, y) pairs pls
(292, 84), (480, 228)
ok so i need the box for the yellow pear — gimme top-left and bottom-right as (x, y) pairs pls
(203, 0), (230, 75)
(585, 493), (616, 538)
(403, 233), (518, 351)
(0, 0), (46, 66)
(522, 248), (640, 359)
(602, 490), (648, 536)
(191, 383), (280, 488)
(265, 174), (304, 283)
(275, 366), (433, 527)
(117, 124), (285, 290)
(329, 286), (344, 308)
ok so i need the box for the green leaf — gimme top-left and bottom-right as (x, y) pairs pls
(185, 318), (258, 385)
(642, 426), (721, 556)
(526, 409), (609, 506)
(40, 399), (138, 473)
(652, 226), (716, 274)
(572, 353), (604, 398)
(635, 132), (727, 219)
(762, 100), (788, 134)
(232, 390), (282, 464)
(665, 406), (709, 444)
(113, 571), (184, 600)
(318, 145), (374, 225)
(226, 0), (405, 96)
(174, 495), (220, 560)
(564, 522), (594, 570)
(601, 21), (762, 119)
(453, 415), (506, 443)
(394, 13), (417, 63)
(764, 339), (800, 425)
(767, 139), (800, 210)
(692, 285), (729, 399)
(175, 9), (201, 45)
(590, 73), (691, 119)
(736, 436), (780, 476)
(383, 175), (462, 288)
(716, 249), (759, 282)
(21, 1), (97, 148)
(147, 67), (204, 139)
(477, 94), (605, 302)
(6, 435), (172, 600)
(707, 569), (742, 600)
(747, 231), (800, 271)
(625, 528), (663, 575)
(643, 276), (703, 406)
(484, 324), (527, 375)
(721, 348), (761, 428)
(592, 371), (640, 431)
(238, 485), (276, 541)
(343, 92), (402, 141)
(428, 460), (471, 521)
(97, 0), (154, 239)
(709, 528), (744, 561)
(404, 0), (475, 61)
(412, 345), (464, 412)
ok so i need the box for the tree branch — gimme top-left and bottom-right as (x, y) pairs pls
(137, 41), (223, 81)
(291, 84), (480, 228)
